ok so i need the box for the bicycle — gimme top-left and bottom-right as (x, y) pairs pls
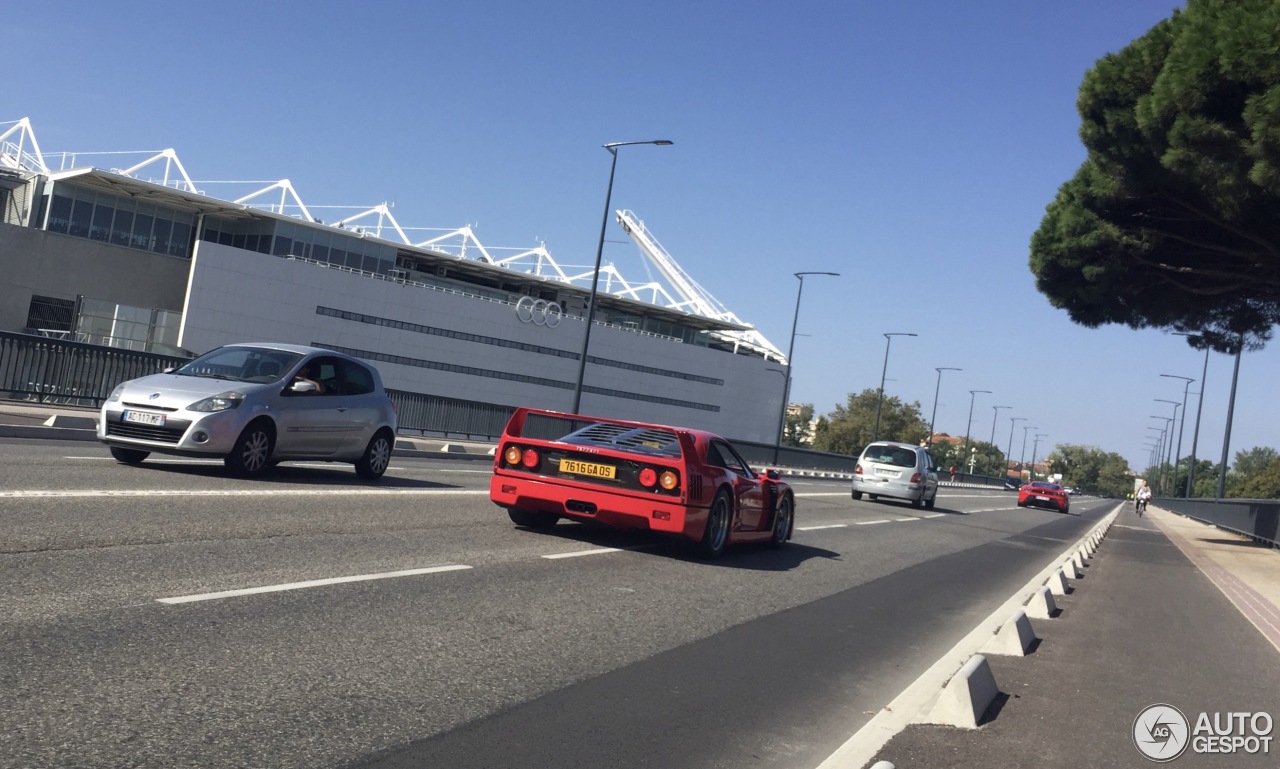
(1135, 497), (1148, 516)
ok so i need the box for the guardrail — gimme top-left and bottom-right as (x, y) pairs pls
(1156, 497), (1280, 549)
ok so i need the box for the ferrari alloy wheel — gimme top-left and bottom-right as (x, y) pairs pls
(224, 422), (273, 477)
(508, 507), (558, 529)
(770, 494), (793, 549)
(700, 490), (732, 559)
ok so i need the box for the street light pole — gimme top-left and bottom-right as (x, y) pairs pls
(927, 367), (961, 447)
(1160, 373), (1195, 498)
(964, 389), (991, 459)
(1155, 398), (1182, 493)
(571, 139), (673, 414)
(1007, 417), (1026, 482)
(873, 332), (917, 442)
(1031, 433), (1048, 482)
(1020, 425), (1037, 481)
(1218, 338), (1244, 498)
(772, 271), (839, 464)
(988, 405), (1010, 476)
(1150, 416), (1173, 494)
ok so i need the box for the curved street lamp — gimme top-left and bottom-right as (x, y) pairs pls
(872, 332), (917, 442)
(964, 390), (991, 457)
(1007, 416), (1026, 482)
(988, 405), (1010, 476)
(572, 139), (673, 414)
(772, 271), (839, 463)
(927, 367), (961, 447)
(1160, 373), (1195, 498)
(1020, 425), (1038, 481)
(1030, 433), (1048, 482)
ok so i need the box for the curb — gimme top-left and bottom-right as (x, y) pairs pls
(816, 505), (1122, 768)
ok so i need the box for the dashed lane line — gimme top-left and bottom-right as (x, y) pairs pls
(156, 564), (473, 604)
(797, 524), (849, 531)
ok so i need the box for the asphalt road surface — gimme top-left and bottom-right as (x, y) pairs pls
(0, 439), (1114, 769)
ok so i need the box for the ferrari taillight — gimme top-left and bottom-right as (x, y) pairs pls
(659, 470), (680, 491)
(521, 448), (540, 469)
(504, 445), (522, 466)
(639, 468), (657, 488)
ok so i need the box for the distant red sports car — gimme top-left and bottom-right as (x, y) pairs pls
(489, 407), (795, 558)
(1017, 481), (1070, 513)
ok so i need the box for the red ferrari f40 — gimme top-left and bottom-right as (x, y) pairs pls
(489, 408), (795, 558)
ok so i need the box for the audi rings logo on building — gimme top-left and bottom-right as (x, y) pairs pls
(516, 296), (563, 328)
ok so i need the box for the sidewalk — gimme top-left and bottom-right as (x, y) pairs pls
(866, 504), (1280, 768)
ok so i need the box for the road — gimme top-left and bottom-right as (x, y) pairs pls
(0, 439), (1115, 769)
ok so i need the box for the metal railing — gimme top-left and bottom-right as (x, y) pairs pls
(1156, 498), (1280, 549)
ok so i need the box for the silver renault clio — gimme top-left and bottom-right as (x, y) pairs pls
(98, 343), (397, 479)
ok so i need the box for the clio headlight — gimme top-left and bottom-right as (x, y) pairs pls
(188, 391), (245, 412)
(106, 383), (127, 403)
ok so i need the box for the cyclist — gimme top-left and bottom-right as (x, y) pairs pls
(1135, 480), (1152, 516)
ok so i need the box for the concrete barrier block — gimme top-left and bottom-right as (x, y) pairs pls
(982, 610), (1036, 656)
(439, 444), (468, 453)
(1047, 568), (1070, 596)
(921, 654), (1000, 729)
(1025, 585), (1058, 620)
(1062, 559), (1080, 579)
(394, 440), (419, 451)
(1072, 550), (1087, 570)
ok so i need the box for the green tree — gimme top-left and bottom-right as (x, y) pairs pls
(1226, 446), (1280, 497)
(1029, 0), (1280, 353)
(1047, 444), (1133, 497)
(1234, 457), (1280, 499)
(811, 389), (930, 455)
(782, 403), (816, 447)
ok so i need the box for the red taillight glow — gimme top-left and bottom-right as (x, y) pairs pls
(639, 468), (657, 487)
(855, 463), (863, 475)
(504, 445), (522, 465)
(521, 448), (540, 469)
(910, 472), (922, 484)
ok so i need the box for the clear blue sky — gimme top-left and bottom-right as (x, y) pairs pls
(9, 0), (1271, 473)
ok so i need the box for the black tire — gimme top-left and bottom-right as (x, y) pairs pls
(508, 507), (558, 529)
(851, 490), (863, 501)
(224, 421), (274, 477)
(911, 497), (924, 509)
(354, 429), (394, 480)
(769, 494), (794, 549)
(699, 490), (733, 559)
(924, 493), (936, 510)
(110, 447), (149, 465)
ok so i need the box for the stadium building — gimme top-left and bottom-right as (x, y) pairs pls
(0, 118), (787, 442)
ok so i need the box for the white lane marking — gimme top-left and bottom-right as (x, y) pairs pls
(541, 547), (625, 559)
(923, 513), (946, 519)
(892, 517), (920, 522)
(855, 519), (893, 525)
(157, 564), (473, 604)
(65, 456), (493, 473)
(797, 524), (849, 531)
(0, 489), (490, 499)
(795, 492), (855, 497)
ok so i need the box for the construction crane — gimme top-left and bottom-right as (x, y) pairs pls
(616, 209), (785, 362)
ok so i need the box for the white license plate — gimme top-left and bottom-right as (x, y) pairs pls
(1036, 495), (1050, 501)
(123, 410), (166, 427)
(876, 468), (896, 476)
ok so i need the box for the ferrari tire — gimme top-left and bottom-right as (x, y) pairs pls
(699, 490), (732, 559)
(110, 447), (149, 465)
(769, 494), (793, 549)
(508, 507), (558, 529)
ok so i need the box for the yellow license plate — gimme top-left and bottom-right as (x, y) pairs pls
(560, 459), (617, 479)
